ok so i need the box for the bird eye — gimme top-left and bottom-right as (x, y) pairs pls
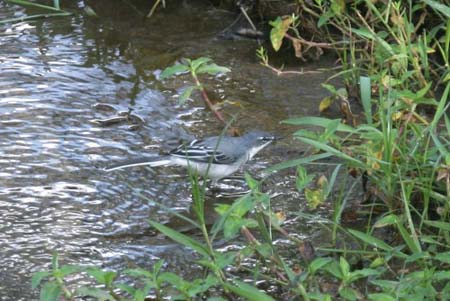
(259, 136), (275, 142)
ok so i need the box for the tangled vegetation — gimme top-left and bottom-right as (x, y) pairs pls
(21, 0), (450, 300)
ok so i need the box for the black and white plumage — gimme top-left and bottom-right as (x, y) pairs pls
(105, 131), (276, 184)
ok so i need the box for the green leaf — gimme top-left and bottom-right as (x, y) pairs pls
(6, 0), (66, 12)
(224, 280), (275, 301)
(405, 252), (430, 263)
(124, 268), (153, 279)
(339, 287), (358, 301)
(179, 86), (199, 104)
(323, 260), (343, 279)
(331, 0), (345, 15)
(360, 76), (372, 125)
(369, 257), (385, 268)
(133, 289), (147, 301)
(190, 57), (212, 72)
(269, 17), (292, 51)
(305, 187), (326, 210)
(224, 216), (257, 239)
(149, 221), (209, 257)
(245, 172), (260, 190)
(207, 297), (228, 301)
(324, 119), (342, 138)
(368, 293), (396, 301)
(423, 0), (450, 18)
(351, 28), (394, 55)
(325, 164), (341, 198)
(255, 243), (273, 258)
(158, 272), (185, 287)
(214, 252), (236, 269)
(307, 292), (333, 301)
(374, 214), (398, 228)
(153, 258), (164, 274)
(0, 11), (71, 24)
(186, 275), (218, 296)
(87, 269), (117, 286)
(51, 253), (59, 270)
(435, 252), (450, 264)
(283, 117), (355, 132)
(75, 287), (114, 301)
(352, 28), (374, 40)
(336, 87), (348, 98)
(32, 271), (51, 289)
(214, 203), (231, 215)
(59, 265), (84, 277)
(297, 137), (364, 167)
(395, 218), (421, 254)
(317, 10), (333, 27)
(424, 220), (450, 231)
(84, 5), (98, 17)
(339, 257), (350, 279)
(114, 283), (136, 296)
(296, 165), (314, 191)
(370, 279), (398, 290)
(40, 282), (62, 301)
(309, 257), (333, 274)
(433, 270), (450, 281)
(430, 81), (450, 130)
(322, 83), (337, 94)
(348, 229), (393, 252)
(348, 268), (381, 282)
(196, 63), (230, 75)
(159, 63), (189, 80)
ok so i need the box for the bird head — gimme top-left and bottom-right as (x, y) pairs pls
(243, 131), (278, 159)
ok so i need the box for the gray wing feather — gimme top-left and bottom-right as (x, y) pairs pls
(169, 139), (236, 164)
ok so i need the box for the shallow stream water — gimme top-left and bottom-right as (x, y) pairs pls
(0, 1), (339, 299)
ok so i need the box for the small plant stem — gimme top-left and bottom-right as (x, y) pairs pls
(262, 63), (322, 76)
(202, 224), (226, 279)
(192, 76), (227, 124)
(55, 276), (73, 300)
(146, 0), (161, 18)
(284, 33), (347, 50)
(241, 226), (259, 244)
(297, 283), (310, 301)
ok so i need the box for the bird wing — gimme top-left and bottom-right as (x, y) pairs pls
(169, 139), (236, 164)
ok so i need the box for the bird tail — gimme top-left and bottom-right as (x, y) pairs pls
(104, 156), (172, 171)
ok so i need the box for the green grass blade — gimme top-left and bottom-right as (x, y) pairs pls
(159, 64), (190, 80)
(360, 76), (372, 125)
(190, 57), (212, 72)
(430, 82), (450, 130)
(297, 137), (365, 168)
(423, 0), (450, 19)
(224, 280), (275, 301)
(348, 229), (401, 254)
(430, 132), (450, 158)
(6, 0), (65, 12)
(0, 12), (71, 24)
(196, 63), (230, 75)
(149, 221), (210, 257)
(283, 117), (355, 132)
(398, 178), (422, 253)
(424, 220), (450, 232)
(326, 164), (341, 197)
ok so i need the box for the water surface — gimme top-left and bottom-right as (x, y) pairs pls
(0, 1), (336, 299)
